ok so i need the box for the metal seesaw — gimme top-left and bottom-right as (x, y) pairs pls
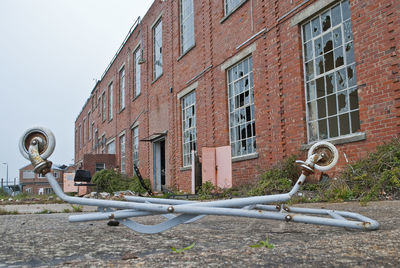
(19, 126), (379, 233)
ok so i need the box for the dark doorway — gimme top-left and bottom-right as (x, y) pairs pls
(153, 138), (166, 192)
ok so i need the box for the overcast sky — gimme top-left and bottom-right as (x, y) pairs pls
(0, 0), (153, 183)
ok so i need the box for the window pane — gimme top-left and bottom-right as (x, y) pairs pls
(328, 116), (339, 137)
(331, 4), (342, 26)
(351, 111), (360, 132)
(303, 22), (312, 42)
(339, 113), (350, 135)
(318, 119), (328, 139)
(312, 17), (321, 37)
(321, 10), (331, 32)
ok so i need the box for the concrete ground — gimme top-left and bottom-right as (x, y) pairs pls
(0, 200), (399, 267)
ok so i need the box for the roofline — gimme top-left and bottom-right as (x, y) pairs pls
(75, 17), (141, 122)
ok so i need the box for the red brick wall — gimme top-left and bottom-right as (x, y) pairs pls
(19, 165), (64, 194)
(75, 0), (400, 192)
(82, 154), (116, 177)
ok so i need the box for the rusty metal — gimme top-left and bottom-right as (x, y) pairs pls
(167, 206), (174, 213)
(285, 215), (292, 222)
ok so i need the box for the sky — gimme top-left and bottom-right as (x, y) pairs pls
(0, 0), (154, 184)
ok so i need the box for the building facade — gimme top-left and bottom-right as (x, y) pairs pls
(75, 0), (400, 192)
(19, 165), (66, 194)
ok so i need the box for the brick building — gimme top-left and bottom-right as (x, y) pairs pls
(75, 0), (400, 192)
(19, 164), (67, 194)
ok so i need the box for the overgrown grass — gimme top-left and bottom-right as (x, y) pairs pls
(246, 138), (400, 203)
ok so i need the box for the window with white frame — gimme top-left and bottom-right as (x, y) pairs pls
(54, 172), (59, 178)
(133, 48), (141, 97)
(23, 170), (35, 179)
(88, 112), (91, 141)
(44, 188), (54, 195)
(228, 56), (256, 157)
(119, 68), (125, 111)
(180, 0), (195, 55)
(181, 91), (196, 167)
(132, 127), (139, 167)
(101, 134), (105, 153)
(302, 0), (359, 143)
(92, 122), (95, 148)
(25, 188), (32, 194)
(109, 82), (113, 120)
(102, 91), (106, 121)
(107, 140), (115, 154)
(153, 19), (163, 79)
(79, 124), (82, 149)
(83, 119), (86, 143)
(120, 134), (126, 174)
(95, 163), (105, 172)
(225, 0), (246, 16)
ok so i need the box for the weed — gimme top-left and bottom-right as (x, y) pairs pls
(0, 208), (19, 215)
(171, 242), (196, 253)
(250, 235), (275, 249)
(71, 204), (83, 212)
(197, 181), (217, 200)
(36, 209), (53, 214)
(62, 208), (71, 213)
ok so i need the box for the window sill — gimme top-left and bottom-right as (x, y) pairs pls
(232, 152), (259, 163)
(132, 93), (141, 102)
(180, 166), (192, 172)
(220, 0), (248, 24)
(118, 107), (125, 114)
(177, 44), (196, 62)
(300, 132), (366, 150)
(152, 73), (163, 85)
(108, 118), (113, 123)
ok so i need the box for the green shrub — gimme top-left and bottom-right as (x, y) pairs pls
(242, 139), (400, 203)
(92, 169), (151, 194)
(248, 155), (299, 196)
(128, 176), (151, 194)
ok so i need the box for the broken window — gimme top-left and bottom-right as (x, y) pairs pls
(120, 134), (126, 174)
(302, 0), (360, 143)
(153, 19), (163, 80)
(108, 82), (113, 120)
(133, 48), (141, 97)
(119, 68), (125, 111)
(182, 91), (196, 167)
(228, 56), (256, 157)
(132, 127), (139, 167)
